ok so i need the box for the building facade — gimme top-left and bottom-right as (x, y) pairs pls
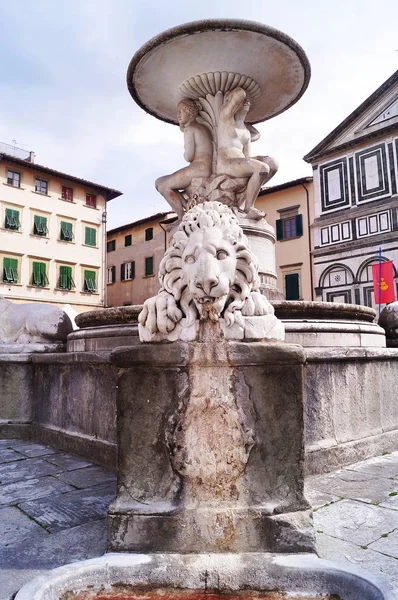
(304, 70), (398, 309)
(256, 177), (314, 301)
(106, 212), (174, 307)
(0, 145), (121, 312)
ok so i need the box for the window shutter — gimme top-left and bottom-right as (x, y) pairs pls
(32, 262), (41, 285)
(59, 265), (72, 289)
(276, 219), (283, 241)
(285, 273), (300, 300)
(111, 265), (116, 283)
(145, 257), (154, 276)
(121, 263), (125, 281)
(3, 257), (18, 282)
(131, 261), (135, 279)
(84, 270), (96, 292)
(295, 214), (303, 237)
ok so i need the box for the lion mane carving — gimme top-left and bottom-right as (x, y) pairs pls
(139, 202), (284, 342)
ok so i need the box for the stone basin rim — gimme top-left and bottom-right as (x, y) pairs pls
(14, 552), (395, 600)
(127, 18), (311, 125)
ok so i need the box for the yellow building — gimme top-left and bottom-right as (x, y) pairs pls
(0, 144), (122, 312)
(106, 212), (174, 307)
(256, 176), (314, 301)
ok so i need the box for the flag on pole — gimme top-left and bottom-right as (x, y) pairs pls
(372, 261), (396, 304)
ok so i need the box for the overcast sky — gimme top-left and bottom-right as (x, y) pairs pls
(0, 0), (397, 230)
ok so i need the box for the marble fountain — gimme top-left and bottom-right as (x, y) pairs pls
(15, 18), (396, 600)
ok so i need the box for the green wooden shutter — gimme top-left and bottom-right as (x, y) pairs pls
(85, 227), (96, 246)
(5, 208), (20, 230)
(33, 215), (48, 236)
(60, 221), (73, 241)
(285, 273), (300, 300)
(295, 214), (303, 237)
(84, 269), (96, 292)
(3, 257), (18, 282)
(111, 265), (116, 283)
(131, 261), (135, 279)
(145, 257), (153, 276)
(120, 263), (125, 281)
(276, 219), (283, 241)
(32, 262), (48, 287)
(59, 265), (73, 289)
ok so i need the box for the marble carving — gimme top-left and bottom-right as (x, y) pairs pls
(156, 87), (278, 221)
(0, 296), (73, 345)
(138, 202), (284, 342)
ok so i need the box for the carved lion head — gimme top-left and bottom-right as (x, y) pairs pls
(159, 202), (260, 326)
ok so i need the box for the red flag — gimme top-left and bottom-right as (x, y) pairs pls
(372, 261), (396, 304)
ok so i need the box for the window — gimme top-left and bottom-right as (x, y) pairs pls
(145, 256), (154, 276)
(83, 269), (97, 293)
(145, 227), (153, 241)
(60, 221), (74, 241)
(58, 265), (75, 290)
(276, 214), (303, 240)
(121, 261), (135, 281)
(35, 178), (48, 195)
(124, 234), (132, 247)
(84, 226), (97, 247)
(33, 215), (48, 236)
(4, 208), (20, 230)
(7, 170), (20, 187)
(3, 257), (18, 283)
(107, 239), (116, 252)
(285, 273), (300, 300)
(32, 261), (49, 287)
(62, 186), (73, 202)
(107, 266), (116, 284)
(86, 194), (97, 208)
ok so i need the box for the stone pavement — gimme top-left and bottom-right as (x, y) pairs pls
(1, 440), (398, 599)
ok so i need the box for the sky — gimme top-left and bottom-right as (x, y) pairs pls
(0, 0), (397, 230)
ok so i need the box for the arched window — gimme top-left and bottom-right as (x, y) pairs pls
(319, 264), (355, 304)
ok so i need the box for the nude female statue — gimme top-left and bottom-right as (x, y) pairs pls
(217, 87), (278, 219)
(155, 99), (213, 220)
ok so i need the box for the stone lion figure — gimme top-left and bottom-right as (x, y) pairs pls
(139, 202), (284, 342)
(0, 297), (73, 345)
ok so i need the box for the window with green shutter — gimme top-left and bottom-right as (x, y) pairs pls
(85, 227), (96, 246)
(285, 273), (300, 300)
(58, 265), (75, 290)
(5, 208), (20, 230)
(145, 256), (154, 276)
(60, 221), (73, 241)
(3, 257), (18, 283)
(32, 262), (49, 287)
(83, 269), (97, 293)
(33, 215), (48, 236)
(276, 215), (303, 241)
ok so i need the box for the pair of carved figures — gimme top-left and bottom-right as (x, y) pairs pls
(155, 87), (278, 221)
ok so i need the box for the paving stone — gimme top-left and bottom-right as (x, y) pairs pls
(7, 440), (58, 457)
(0, 506), (48, 547)
(316, 531), (398, 589)
(0, 448), (25, 464)
(0, 456), (61, 485)
(0, 520), (107, 600)
(55, 465), (116, 489)
(0, 439), (19, 448)
(304, 485), (341, 510)
(314, 499), (398, 546)
(45, 452), (93, 471)
(309, 468), (397, 504)
(369, 527), (398, 558)
(345, 453), (398, 479)
(0, 475), (73, 506)
(17, 482), (115, 532)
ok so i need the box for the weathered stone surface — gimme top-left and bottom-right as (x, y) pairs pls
(45, 452), (93, 471)
(369, 528), (398, 557)
(0, 506), (47, 546)
(0, 448), (24, 463)
(314, 499), (398, 546)
(303, 486), (341, 510)
(309, 469), (397, 504)
(18, 482), (115, 533)
(346, 453), (398, 478)
(108, 340), (313, 553)
(0, 456), (61, 485)
(8, 441), (58, 458)
(0, 475), (73, 506)
(379, 301), (398, 339)
(56, 465), (116, 489)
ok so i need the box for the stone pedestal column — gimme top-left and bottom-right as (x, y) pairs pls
(108, 335), (315, 554)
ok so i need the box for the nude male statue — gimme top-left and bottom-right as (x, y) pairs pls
(155, 99), (213, 220)
(217, 87), (278, 220)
